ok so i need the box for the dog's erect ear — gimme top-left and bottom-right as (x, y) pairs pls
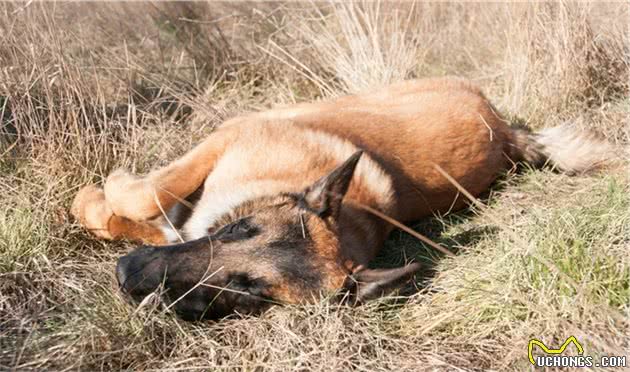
(341, 263), (422, 303)
(301, 151), (363, 219)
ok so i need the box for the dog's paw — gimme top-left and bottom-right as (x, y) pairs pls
(104, 169), (152, 220)
(71, 184), (114, 240)
(105, 169), (141, 190)
(104, 169), (142, 216)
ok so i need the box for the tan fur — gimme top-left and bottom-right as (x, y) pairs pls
(72, 77), (614, 290)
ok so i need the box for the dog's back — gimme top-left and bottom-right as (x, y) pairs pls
(219, 77), (514, 222)
(213, 77), (616, 223)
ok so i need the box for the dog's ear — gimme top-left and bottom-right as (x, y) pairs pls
(341, 263), (422, 303)
(301, 151), (363, 219)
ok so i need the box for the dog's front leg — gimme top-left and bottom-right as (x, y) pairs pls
(103, 127), (236, 221)
(70, 184), (168, 244)
(72, 125), (237, 242)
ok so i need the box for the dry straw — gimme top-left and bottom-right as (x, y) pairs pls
(1, 1), (628, 370)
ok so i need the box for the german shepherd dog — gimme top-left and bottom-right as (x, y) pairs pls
(71, 77), (614, 320)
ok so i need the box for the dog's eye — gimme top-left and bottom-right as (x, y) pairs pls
(212, 217), (259, 242)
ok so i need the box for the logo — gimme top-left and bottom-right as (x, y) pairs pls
(528, 336), (584, 366)
(528, 336), (627, 368)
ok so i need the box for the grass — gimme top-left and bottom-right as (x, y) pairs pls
(1, 1), (628, 371)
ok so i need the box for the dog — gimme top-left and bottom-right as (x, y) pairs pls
(71, 77), (614, 320)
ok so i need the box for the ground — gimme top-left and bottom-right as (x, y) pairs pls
(1, 2), (628, 371)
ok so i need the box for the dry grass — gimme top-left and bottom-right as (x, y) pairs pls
(1, 1), (628, 371)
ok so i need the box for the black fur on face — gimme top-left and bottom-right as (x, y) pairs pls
(116, 237), (279, 320)
(170, 271), (276, 321)
(116, 198), (334, 320)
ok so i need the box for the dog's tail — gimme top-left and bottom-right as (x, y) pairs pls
(509, 124), (621, 174)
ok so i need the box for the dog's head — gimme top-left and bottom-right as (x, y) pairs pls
(116, 151), (421, 320)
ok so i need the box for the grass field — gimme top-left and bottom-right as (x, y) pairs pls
(1, 2), (628, 371)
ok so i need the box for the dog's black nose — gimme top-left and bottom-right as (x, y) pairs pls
(116, 255), (131, 289)
(116, 245), (157, 292)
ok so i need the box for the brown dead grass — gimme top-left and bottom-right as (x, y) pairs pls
(1, 2), (628, 371)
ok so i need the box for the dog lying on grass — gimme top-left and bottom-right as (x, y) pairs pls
(71, 77), (614, 320)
